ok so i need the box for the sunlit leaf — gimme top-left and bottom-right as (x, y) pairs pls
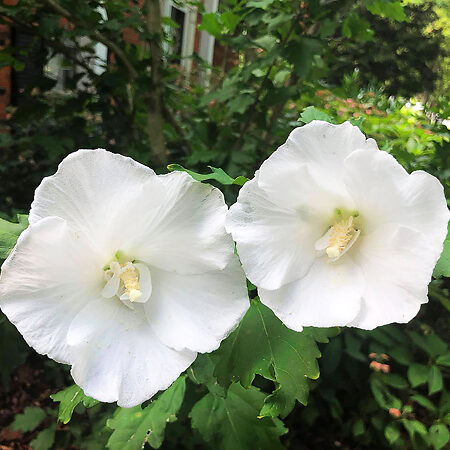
(168, 164), (248, 186)
(434, 224), (450, 278)
(51, 384), (99, 424)
(0, 215), (28, 259)
(299, 106), (333, 124)
(366, 0), (407, 22)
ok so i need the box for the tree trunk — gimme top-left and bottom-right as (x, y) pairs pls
(146, 0), (167, 166)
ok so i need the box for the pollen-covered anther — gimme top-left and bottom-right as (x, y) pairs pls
(120, 264), (142, 302)
(325, 216), (360, 261)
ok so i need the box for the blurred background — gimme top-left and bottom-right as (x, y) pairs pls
(0, 0), (449, 449)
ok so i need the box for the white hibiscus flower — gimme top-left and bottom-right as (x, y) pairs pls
(226, 120), (449, 331)
(0, 149), (248, 407)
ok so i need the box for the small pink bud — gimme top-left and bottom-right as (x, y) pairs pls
(389, 408), (401, 418)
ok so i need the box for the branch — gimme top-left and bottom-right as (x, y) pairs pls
(145, 0), (167, 165)
(163, 106), (193, 154)
(41, 0), (138, 80)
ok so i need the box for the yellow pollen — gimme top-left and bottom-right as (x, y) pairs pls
(326, 216), (356, 259)
(120, 266), (142, 302)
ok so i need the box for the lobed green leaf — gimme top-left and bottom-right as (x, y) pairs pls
(106, 376), (186, 450)
(11, 406), (46, 432)
(214, 299), (338, 417)
(51, 384), (99, 424)
(189, 383), (287, 450)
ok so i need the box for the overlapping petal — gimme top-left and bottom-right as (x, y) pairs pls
(226, 175), (318, 290)
(349, 224), (437, 329)
(258, 121), (378, 199)
(67, 299), (196, 407)
(29, 149), (155, 259)
(344, 147), (449, 255)
(259, 256), (363, 330)
(120, 171), (235, 275)
(0, 217), (101, 364)
(145, 258), (248, 353)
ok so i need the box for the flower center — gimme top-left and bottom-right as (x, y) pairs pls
(118, 263), (142, 302)
(315, 214), (361, 262)
(101, 255), (152, 306)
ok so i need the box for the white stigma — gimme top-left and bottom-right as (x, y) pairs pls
(315, 215), (361, 262)
(119, 263), (142, 302)
(101, 258), (152, 306)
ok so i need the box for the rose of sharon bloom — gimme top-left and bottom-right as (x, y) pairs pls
(0, 150), (248, 407)
(226, 121), (449, 331)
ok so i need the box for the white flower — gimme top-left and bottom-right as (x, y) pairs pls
(226, 121), (449, 331)
(0, 149), (248, 407)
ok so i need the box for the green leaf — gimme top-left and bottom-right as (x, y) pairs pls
(299, 106), (333, 124)
(370, 378), (402, 410)
(407, 363), (429, 387)
(411, 394), (437, 412)
(198, 13), (223, 37)
(385, 423), (401, 444)
(189, 353), (225, 397)
(50, 384), (99, 424)
(429, 424), (449, 450)
(0, 215), (28, 259)
(228, 94), (254, 115)
(11, 406), (46, 432)
(214, 299), (338, 417)
(366, 0), (407, 22)
(106, 376), (186, 450)
(434, 224), (450, 278)
(428, 366), (443, 395)
(342, 14), (374, 41)
(383, 373), (409, 390)
(30, 424), (57, 450)
(285, 38), (322, 79)
(189, 383), (287, 450)
(436, 352), (450, 367)
(402, 419), (428, 438)
(352, 419), (365, 437)
(248, 0), (276, 8)
(167, 164), (248, 186)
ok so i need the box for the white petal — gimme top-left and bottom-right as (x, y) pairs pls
(259, 256), (363, 330)
(117, 171), (234, 275)
(0, 217), (101, 364)
(257, 121), (377, 203)
(101, 273), (120, 298)
(349, 224), (437, 329)
(68, 298), (196, 407)
(226, 175), (320, 290)
(145, 257), (249, 353)
(133, 262), (152, 303)
(29, 149), (156, 260)
(343, 148), (449, 257)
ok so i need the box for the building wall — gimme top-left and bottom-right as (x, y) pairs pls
(0, 24), (11, 120)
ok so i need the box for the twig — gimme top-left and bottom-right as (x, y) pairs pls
(41, 0), (138, 80)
